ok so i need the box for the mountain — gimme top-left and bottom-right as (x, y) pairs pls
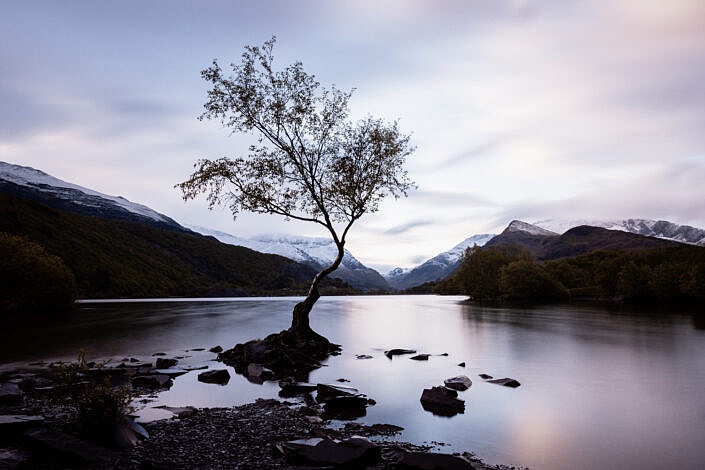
(486, 220), (677, 261)
(534, 218), (705, 246)
(385, 233), (495, 290)
(484, 220), (558, 255)
(0, 194), (341, 299)
(0, 161), (188, 233)
(187, 225), (390, 292)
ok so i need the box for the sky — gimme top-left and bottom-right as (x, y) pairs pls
(2, 0), (705, 273)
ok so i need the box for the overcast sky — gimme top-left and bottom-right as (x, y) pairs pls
(2, 0), (704, 272)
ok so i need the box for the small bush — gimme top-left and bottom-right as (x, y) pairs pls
(52, 350), (134, 445)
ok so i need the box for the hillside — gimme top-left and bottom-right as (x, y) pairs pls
(0, 194), (356, 299)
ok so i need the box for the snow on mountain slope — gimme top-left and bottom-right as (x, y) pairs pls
(0, 162), (172, 223)
(534, 218), (705, 246)
(506, 220), (557, 237)
(385, 233), (495, 290)
(187, 225), (390, 291)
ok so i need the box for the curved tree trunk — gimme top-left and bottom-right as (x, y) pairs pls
(289, 241), (345, 341)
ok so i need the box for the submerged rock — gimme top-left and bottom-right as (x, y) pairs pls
(444, 375), (472, 391)
(420, 387), (465, 417)
(277, 437), (381, 467)
(488, 377), (521, 388)
(356, 354), (373, 359)
(478, 374), (493, 380)
(384, 349), (416, 359)
(458, 362), (466, 367)
(410, 354), (430, 361)
(197, 369), (230, 385)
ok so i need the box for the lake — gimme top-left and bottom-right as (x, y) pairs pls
(2, 295), (704, 469)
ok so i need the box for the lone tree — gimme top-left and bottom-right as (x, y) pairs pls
(178, 37), (414, 342)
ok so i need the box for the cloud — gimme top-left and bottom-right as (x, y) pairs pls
(383, 219), (436, 235)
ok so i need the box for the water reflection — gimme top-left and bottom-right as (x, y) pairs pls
(1, 296), (704, 470)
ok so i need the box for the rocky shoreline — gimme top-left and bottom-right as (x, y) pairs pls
(1, 345), (525, 469)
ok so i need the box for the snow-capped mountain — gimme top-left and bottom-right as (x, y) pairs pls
(384, 233), (495, 290)
(534, 218), (705, 246)
(0, 161), (187, 232)
(505, 220), (557, 237)
(187, 225), (390, 291)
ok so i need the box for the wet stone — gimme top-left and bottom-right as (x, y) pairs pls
(444, 375), (472, 391)
(479, 374), (493, 380)
(488, 377), (521, 388)
(197, 369), (230, 385)
(154, 358), (178, 369)
(410, 354), (430, 361)
(384, 349), (417, 359)
(420, 387), (465, 417)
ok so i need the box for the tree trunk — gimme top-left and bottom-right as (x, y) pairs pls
(289, 241), (345, 341)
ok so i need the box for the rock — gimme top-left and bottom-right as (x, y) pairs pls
(209, 345), (223, 353)
(384, 349), (416, 359)
(316, 384), (359, 402)
(155, 406), (196, 418)
(197, 369), (230, 385)
(488, 377), (521, 388)
(124, 362), (152, 368)
(438, 353), (449, 356)
(395, 449), (475, 469)
(152, 352), (166, 356)
(355, 354), (373, 359)
(458, 362), (466, 367)
(152, 368), (188, 378)
(131, 375), (173, 388)
(22, 427), (120, 463)
(247, 363), (274, 380)
(321, 395), (369, 419)
(479, 374), (493, 379)
(278, 437), (381, 467)
(0, 415), (44, 434)
(112, 416), (149, 449)
(0, 447), (31, 468)
(0, 383), (23, 404)
(444, 375), (472, 391)
(278, 381), (317, 396)
(420, 387), (465, 417)
(410, 354), (430, 361)
(189, 348), (206, 351)
(155, 358), (178, 369)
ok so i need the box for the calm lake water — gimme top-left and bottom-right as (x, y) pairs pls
(2, 296), (704, 469)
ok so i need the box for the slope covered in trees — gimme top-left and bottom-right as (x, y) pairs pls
(437, 244), (705, 303)
(0, 194), (357, 303)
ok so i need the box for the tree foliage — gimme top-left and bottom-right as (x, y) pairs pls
(178, 36), (414, 255)
(0, 231), (76, 313)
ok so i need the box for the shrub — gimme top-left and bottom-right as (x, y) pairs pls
(499, 260), (569, 300)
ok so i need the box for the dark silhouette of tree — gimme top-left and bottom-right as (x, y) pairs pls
(178, 37), (415, 340)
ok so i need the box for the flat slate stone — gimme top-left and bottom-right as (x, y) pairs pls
(23, 427), (120, 463)
(152, 368), (188, 378)
(444, 375), (472, 391)
(488, 377), (521, 388)
(395, 449), (475, 469)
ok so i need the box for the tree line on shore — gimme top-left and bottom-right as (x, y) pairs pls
(434, 244), (705, 303)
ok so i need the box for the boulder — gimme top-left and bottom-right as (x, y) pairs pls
(278, 437), (381, 467)
(22, 427), (120, 464)
(131, 375), (173, 388)
(488, 377), (521, 388)
(247, 363), (274, 380)
(478, 374), (493, 380)
(209, 345), (223, 353)
(155, 358), (178, 369)
(444, 375), (472, 391)
(420, 387), (465, 417)
(410, 354), (430, 361)
(197, 369), (230, 385)
(0, 383), (23, 405)
(384, 349), (416, 359)
(395, 449), (475, 469)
